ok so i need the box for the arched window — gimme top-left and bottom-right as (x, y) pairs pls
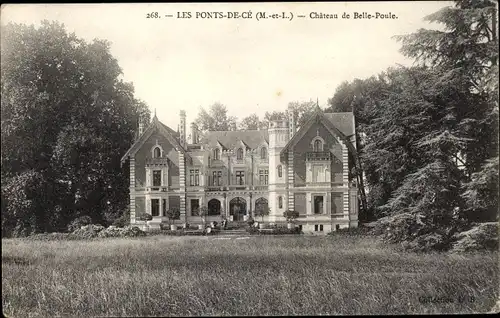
(278, 165), (282, 178)
(278, 196), (283, 209)
(153, 147), (161, 158)
(214, 148), (220, 160)
(314, 139), (323, 152)
(237, 148), (244, 160)
(260, 147), (267, 160)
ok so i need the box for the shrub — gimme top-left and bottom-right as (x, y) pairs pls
(166, 208), (180, 225)
(451, 222), (499, 253)
(283, 210), (300, 223)
(136, 213), (153, 222)
(67, 216), (93, 233)
(97, 226), (146, 238)
(72, 224), (105, 239)
(246, 227), (259, 235)
(112, 211), (130, 228)
(370, 213), (475, 252)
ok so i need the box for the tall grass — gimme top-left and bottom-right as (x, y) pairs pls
(2, 235), (498, 316)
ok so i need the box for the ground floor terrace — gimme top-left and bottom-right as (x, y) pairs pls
(131, 188), (358, 234)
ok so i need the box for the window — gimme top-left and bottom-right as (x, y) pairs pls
(237, 148), (244, 160)
(314, 139), (323, 152)
(214, 148), (220, 160)
(212, 171), (222, 186)
(236, 171), (245, 185)
(189, 169), (200, 186)
(260, 147), (267, 160)
(314, 196), (324, 214)
(320, 224), (324, 232)
(312, 165), (326, 183)
(315, 224), (319, 231)
(153, 147), (161, 158)
(191, 199), (199, 216)
(278, 196), (283, 209)
(151, 199), (160, 216)
(259, 169), (268, 185)
(335, 224), (340, 231)
(162, 199), (167, 216)
(153, 170), (162, 186)
(278, 165), (282, 178)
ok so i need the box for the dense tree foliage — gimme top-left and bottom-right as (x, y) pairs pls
(195, 103), (237, 133)
(1, 21), (149, 236)
(238, 114), (261, 130)
(326, 0), (498, 248)
(235, 101), (318, 132)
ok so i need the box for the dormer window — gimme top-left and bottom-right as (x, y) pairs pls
(153, 146), (162, 158)
(260, 147), (267, 160)
(313, 139), (323, 152)
(214, 148), (220, 160)
(237, 148), (244, 160)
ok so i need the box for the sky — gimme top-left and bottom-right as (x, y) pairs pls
(1, 2), (452, 130)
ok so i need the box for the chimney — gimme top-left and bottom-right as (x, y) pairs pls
(138, 116), (144, 139)
(179, 110), (186, 146)
(288, 107), (296, 138)
(230, 122), (237, 131)
(190, 122), (198, 144)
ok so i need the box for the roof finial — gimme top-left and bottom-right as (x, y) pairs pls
(154, 108), (157, 118)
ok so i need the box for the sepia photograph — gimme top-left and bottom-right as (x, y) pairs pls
(1, 1), (499, 316)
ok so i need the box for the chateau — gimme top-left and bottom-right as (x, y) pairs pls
(121, 105), (359, 234)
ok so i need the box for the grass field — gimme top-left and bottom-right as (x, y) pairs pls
(2, 235), (498, 316)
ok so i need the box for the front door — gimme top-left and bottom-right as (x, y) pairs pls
(230, 197), (247, 221)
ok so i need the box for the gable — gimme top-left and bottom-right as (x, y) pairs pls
(121, 116), (189, 164)
(294, 121), (340, 153)
(280, 110), (358, 161)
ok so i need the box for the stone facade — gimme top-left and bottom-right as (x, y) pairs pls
(121, 106), (359, 234)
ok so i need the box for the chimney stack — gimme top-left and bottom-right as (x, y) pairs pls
(288, 107), (296, 138)
(138, 116), (144, 139)
(190, 122), (198, 144)
(179, 110), (186, 146)
(230, 122), (237, 131)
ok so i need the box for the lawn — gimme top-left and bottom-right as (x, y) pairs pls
(2, 235), (498, 316)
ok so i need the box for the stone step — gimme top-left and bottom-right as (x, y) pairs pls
(221, 230), (248, 235)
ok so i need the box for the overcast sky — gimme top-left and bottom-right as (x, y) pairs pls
(1, 2), (452, 130)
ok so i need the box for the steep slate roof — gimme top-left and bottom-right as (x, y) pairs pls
(323, 112), (355, 137)
(159, 122), (179, 138)
(280, 109), (358, 159)
(200, 130), (269, 150)
(120, 116), (188, 164)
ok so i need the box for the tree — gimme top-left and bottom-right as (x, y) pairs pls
(254, 205), (270, 223)
(461, 156), (499, 221)
(136, 213), (152, 231)
(325, 77), (387, 220)
(1, 21), (149, 235)
(195, 102), (237, 133)
(239, 114), (261, 130)
(260, 111), (287, 129)
(287, 100), (318, 129)
(394, 0), (499, 223)
(166, 208), (180, 226)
